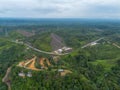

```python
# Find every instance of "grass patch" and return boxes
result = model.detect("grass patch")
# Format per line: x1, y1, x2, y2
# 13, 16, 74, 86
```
90, 59, 118, 71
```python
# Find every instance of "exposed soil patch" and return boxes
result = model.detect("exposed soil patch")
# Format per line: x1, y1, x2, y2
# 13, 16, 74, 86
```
18, 56, 40, 71
39, 58, 51, 69
60, 70, 72, 76
51, 33, 65, 50
18, 56, 51, 71
27, 59, 40, 71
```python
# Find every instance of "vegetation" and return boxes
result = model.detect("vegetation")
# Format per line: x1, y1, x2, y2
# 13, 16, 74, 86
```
0, 19, 120, 90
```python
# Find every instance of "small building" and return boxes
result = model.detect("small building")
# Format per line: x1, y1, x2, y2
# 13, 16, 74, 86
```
26, 47, 29, 50
16, 39, 19, 42
58, 49, 63, 53
41, 66, 44, 69
90, 42, 98, 46
58, 69, 64, 72
18, 71, 25, 77
62, 47, 73, 53
27, 72, 32, 77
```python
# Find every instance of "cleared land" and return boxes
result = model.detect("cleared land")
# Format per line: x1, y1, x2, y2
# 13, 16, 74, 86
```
60, 70, 72, 76
18, 56, 40, 71
17, 56, 72, 76
51, 33, 65, 50
18, 56, 52, 71
27, 59, 40, 71
39, 58, 51, 69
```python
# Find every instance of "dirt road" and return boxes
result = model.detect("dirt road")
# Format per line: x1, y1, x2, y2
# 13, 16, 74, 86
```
2, 67, 12, 90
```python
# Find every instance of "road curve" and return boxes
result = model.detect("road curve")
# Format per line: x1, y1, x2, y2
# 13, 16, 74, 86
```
11, 40, 69, 56
25, 43, 69, 56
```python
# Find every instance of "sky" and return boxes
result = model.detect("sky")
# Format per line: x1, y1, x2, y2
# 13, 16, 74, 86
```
0, 0, 120, 18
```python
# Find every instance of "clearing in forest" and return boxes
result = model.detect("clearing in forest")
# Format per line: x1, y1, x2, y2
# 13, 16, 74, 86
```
18, 56, 40, 71
17, 56, 52, 71
27, 59, 40, 71
60, 70, 72, 76
39, 58, 51, 69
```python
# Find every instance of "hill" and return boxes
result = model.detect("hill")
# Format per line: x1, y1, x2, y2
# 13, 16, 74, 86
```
0, 19, 120, 90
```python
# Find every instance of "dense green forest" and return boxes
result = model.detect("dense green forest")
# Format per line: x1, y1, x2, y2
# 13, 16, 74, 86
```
0, 19, 120, 90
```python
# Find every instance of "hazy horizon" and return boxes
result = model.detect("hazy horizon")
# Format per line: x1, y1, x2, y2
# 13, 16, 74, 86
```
0, 0, 120, 19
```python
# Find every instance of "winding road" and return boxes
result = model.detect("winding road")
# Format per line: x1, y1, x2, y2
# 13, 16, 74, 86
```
11, 40, 69, 56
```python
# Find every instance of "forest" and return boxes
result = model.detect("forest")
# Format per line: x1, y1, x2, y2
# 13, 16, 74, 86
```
0, 19, 120, 90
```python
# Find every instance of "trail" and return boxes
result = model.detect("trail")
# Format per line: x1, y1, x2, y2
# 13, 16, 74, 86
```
2, 67, 12, 90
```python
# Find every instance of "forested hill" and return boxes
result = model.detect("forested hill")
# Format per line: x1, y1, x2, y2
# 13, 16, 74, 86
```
0, 19, 120, 90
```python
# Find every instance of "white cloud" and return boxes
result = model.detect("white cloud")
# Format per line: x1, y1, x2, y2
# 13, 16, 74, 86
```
0, 0, 120, 18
